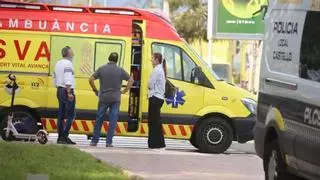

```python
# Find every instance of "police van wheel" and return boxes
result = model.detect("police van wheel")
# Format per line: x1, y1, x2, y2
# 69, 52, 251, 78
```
196, 117, 233, 153
264, 139, 296, 180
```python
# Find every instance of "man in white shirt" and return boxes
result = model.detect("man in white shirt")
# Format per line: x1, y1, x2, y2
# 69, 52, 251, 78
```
54, 46, 76, 145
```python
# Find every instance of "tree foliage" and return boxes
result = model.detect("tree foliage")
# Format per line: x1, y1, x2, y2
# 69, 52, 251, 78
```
168, 0, 207, 43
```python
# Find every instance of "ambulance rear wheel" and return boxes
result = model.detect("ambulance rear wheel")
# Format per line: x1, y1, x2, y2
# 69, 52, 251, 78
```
196, 117, 233, 153
189, 132, 199, 149
190, 132, 199, 148
1, 109, 39, 136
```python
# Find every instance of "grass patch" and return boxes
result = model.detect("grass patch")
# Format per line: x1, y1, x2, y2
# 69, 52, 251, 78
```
0, 141, 139, 180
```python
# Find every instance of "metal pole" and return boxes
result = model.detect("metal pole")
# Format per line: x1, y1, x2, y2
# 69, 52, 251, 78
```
163, 0, 170, 16
207, 0, 214, 66
208, 39, 213, 66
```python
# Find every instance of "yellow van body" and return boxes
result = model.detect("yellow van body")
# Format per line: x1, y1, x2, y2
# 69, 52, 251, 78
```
0, 1, 256, 153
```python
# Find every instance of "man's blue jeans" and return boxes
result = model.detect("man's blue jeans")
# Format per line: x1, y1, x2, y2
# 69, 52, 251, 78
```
91, 102, 120, 144
57, 87, 76, 138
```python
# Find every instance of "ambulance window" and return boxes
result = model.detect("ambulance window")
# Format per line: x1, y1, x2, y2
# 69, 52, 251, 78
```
94, 42, 122, 70
152, 43, 183, 80
299, 11, 320, 83
182, 52, 196, 82
50, 36, 94, 78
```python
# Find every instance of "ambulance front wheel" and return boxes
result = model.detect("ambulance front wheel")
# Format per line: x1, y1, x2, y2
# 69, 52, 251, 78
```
190, 132, 199, 148
1, 108, 39, 135
196, 117, 233, 154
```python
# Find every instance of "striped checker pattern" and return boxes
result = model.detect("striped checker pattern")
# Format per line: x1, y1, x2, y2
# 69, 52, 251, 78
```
79, 62, 93, 76
139, 123, 194, 139
41, 118, 193, 139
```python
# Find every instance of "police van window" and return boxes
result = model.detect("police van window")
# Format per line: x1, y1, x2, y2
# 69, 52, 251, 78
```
94, 42, 123, 70
182, 51, 196, 82
299, 11, 320, 82
152, 43, 183, 80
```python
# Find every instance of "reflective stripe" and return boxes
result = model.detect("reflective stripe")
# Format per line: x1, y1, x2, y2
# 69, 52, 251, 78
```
64, 67, 74, 74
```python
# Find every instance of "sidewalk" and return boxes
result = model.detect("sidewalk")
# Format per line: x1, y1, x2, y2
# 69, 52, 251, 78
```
79, 146, 263, 180
47, 135, 262, 180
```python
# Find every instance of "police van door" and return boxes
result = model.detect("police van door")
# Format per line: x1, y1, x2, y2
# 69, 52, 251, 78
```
260, 7, 304, 173
262, 7, 320, 178
294, 10, 320, 177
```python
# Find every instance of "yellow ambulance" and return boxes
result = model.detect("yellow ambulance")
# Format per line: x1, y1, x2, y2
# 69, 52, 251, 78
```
0, 1, 256, 153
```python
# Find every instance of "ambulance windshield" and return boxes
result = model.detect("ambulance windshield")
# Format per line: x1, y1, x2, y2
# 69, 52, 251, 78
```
184, 42, 222, 81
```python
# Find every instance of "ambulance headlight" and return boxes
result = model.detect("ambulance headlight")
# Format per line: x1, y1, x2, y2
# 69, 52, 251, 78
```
241, 98, 257, 115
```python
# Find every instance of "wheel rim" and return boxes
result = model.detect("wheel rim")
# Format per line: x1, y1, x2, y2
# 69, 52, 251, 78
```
268, 150, 278, 180
205, 127, 224, 145
37, 132, 47, 144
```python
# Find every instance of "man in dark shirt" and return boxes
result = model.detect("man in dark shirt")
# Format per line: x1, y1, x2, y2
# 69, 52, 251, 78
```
89, 52, 133, 147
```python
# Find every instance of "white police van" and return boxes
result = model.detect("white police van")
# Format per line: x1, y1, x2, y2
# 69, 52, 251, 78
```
254, 0, 320, 179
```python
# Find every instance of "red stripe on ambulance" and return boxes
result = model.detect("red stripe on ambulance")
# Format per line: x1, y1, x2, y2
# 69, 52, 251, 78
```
179, 125, 187, 136
49, 119, 57, 129
140, 125, 146, 134
168, 124, 176, 136
116, 124, 121, 134
189, 125, 194, 133
103, 122, 109, 132
72, 121, 79, 131
81, 120, 89, 131
41, 118, 47, 129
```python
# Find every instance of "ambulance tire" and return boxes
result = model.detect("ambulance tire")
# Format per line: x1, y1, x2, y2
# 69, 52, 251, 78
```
264, 139, 303, 180
196, 117, 233, 154
190, 132, 198, 148
1, 109, 39, 139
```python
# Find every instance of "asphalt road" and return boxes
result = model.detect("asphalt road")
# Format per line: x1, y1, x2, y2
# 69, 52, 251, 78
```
48, 134, 264, 180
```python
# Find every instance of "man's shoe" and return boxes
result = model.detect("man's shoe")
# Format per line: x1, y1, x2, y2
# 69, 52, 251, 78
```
150, 147, 166, 151
57, 137, 67, 144
90, 142, 97, 146
65, 137, 76, 145
106, 144, 113, 148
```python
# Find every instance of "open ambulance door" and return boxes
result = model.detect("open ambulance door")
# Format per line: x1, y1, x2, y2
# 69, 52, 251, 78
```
127, 20, 144, 132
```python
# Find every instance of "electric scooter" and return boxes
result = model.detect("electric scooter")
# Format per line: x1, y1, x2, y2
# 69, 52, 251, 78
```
2, 73, 48, 144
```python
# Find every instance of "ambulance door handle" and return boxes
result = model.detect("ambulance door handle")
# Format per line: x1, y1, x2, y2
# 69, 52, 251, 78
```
265, 78, 297, 90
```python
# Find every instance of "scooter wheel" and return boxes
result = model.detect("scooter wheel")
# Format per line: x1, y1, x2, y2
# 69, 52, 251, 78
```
1, 128, 14, 141
36, 131, 48, 145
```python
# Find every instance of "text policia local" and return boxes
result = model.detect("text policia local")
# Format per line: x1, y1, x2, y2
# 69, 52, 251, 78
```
272, 21, 298, 62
